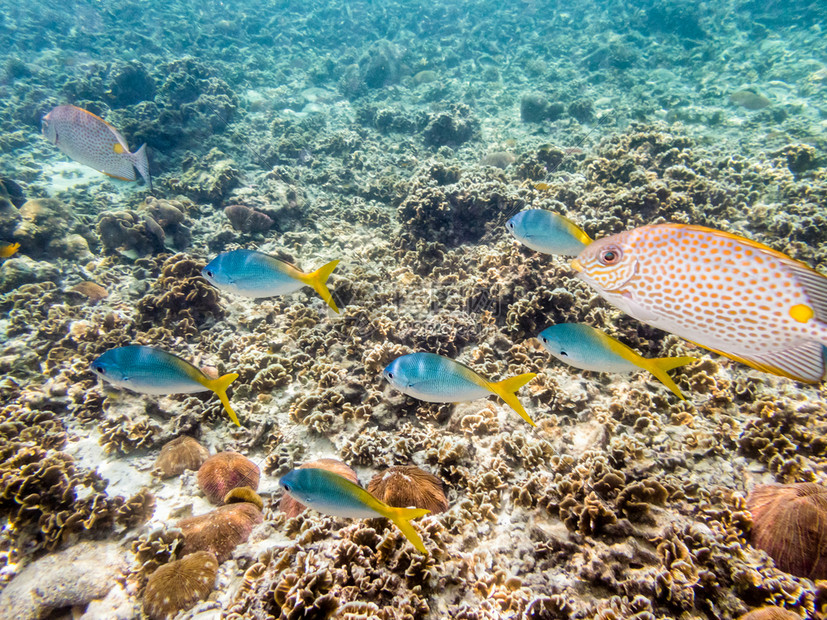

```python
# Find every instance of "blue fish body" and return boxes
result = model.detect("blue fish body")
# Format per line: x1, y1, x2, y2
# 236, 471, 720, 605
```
90, 345, 241, 425
383, 352, 537, 425
202, 249, 340, 312
538, 324, 642, 373
506, 209, 591, 256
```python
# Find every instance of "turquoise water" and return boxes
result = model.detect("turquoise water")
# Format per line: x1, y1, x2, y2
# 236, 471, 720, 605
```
0, 1, 826, 618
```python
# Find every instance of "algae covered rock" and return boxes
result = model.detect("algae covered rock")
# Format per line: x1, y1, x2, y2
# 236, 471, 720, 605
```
0, 256, 60, 293
0, 541, 127, 619
169, 148, 240, 204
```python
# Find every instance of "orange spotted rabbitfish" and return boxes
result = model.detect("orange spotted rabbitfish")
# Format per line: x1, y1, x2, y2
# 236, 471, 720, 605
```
383, 352, 537, 425
0, 242, 19, 258
91, 345, 240, 425
202, 249, 341, 313
41, 105, 151, 189
279, 468, 430, 553
538, 323, 697, 399
571, 223, 827, 383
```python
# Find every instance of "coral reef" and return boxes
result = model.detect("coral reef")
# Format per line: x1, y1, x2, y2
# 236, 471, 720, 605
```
746, 483, 827, 579
177, 502, 263, 563
367, 465, 449, 514
197, 451, 260, 504
155, 435, 210, 478
143, 550, 218, 620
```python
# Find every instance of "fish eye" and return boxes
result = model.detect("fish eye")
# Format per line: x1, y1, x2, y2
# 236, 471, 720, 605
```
387, 372, 394, 379
507, 222, 514, 229
541, 337, 548, 343
94, 365, 105, 375
283, 483, 291, 492
205, 270, 214, 278
599, 245, 622, 265
560, 350, 568, 357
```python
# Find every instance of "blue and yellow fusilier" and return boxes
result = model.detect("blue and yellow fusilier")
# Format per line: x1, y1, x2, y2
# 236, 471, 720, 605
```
90, 345, 241, 425
506, 209, 592, 256
202, 249, 341, 313
279, 467, 431, 553
537, 323, 697, 399
383, 352, 537, 426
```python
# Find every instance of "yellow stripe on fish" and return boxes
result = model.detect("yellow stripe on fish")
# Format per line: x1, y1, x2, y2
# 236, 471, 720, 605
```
572, 223, 827, 383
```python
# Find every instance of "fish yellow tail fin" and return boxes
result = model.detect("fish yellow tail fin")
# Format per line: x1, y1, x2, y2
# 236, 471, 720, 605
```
300, 259, 341, 314
381, 505, 431, 554
643, 357, 698, 400
203, 372, 240, 426
488, 373, 537, 426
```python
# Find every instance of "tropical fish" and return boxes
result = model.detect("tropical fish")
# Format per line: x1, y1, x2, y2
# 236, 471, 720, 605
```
571, 223, 827, 383
538, 323, 697, 399
90, 345, 240, 425
41, 105, 151, 189
506, 209, 592, 256
0, 242, 20, 258
279, 467, 430, 553
383, 352, 537, 426
202, 249, 341, 313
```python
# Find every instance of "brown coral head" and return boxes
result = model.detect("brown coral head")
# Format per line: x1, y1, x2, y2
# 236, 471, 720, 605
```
177, 502, 263, 564
224, 204, 273, 233
737, 606, 803, 620
367, 465, 448, 514
155, 436, 210, 478
747, 482, 827, 579
197, 451, 260, 504
143, 550, 218, 620
224, 486, 264, 510
279, 458, 358, 519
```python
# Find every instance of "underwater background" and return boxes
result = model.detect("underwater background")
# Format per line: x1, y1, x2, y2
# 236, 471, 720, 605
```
1, 0, 827, 618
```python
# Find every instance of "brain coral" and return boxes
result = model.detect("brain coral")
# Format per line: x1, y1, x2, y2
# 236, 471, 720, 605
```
155, 435, 210, 478
178, 502, 263, 563
197, 451, 261, 504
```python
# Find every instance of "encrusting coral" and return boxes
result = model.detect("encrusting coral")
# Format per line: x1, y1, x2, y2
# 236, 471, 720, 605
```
142, 550, 218, 620
746, 483, 827, 579
197, 451, 261, 504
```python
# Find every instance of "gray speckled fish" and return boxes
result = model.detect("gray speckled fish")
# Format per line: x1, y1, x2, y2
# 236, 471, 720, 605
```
90, 345, 240, 425
42, 105, 152, 189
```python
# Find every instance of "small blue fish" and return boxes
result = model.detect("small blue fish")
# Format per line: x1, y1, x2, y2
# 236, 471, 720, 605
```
383, 352, 537, 425
279, 467, 430, 553
202, 249, 340, 313
506, 209, 592, 256
537, 323, 697, 399
90, 345, 240, 425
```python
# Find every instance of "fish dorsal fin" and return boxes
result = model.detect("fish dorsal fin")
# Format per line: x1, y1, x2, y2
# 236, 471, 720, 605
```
738, 341, 825, 384
779, 257, 827, 322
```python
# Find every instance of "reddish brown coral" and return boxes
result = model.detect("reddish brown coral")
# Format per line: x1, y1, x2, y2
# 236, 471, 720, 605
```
143, 550, 218, 620
367, 465, 449, 514
279, 459, 358, 519
738, 606, 802, 620
747, 483, 827, 579
178, 503, 263, 563
197, 451, 260, 504
155, 436, 209, 478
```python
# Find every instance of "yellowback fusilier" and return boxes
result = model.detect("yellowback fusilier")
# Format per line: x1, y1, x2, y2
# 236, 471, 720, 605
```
383, 352, 537, 426
538, 323, 697, 399
572, 223, 827, 383
90, 345, 241, 425
202, 249, 341, 313
506, 209, 592, 256
279, 467, 431, 553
